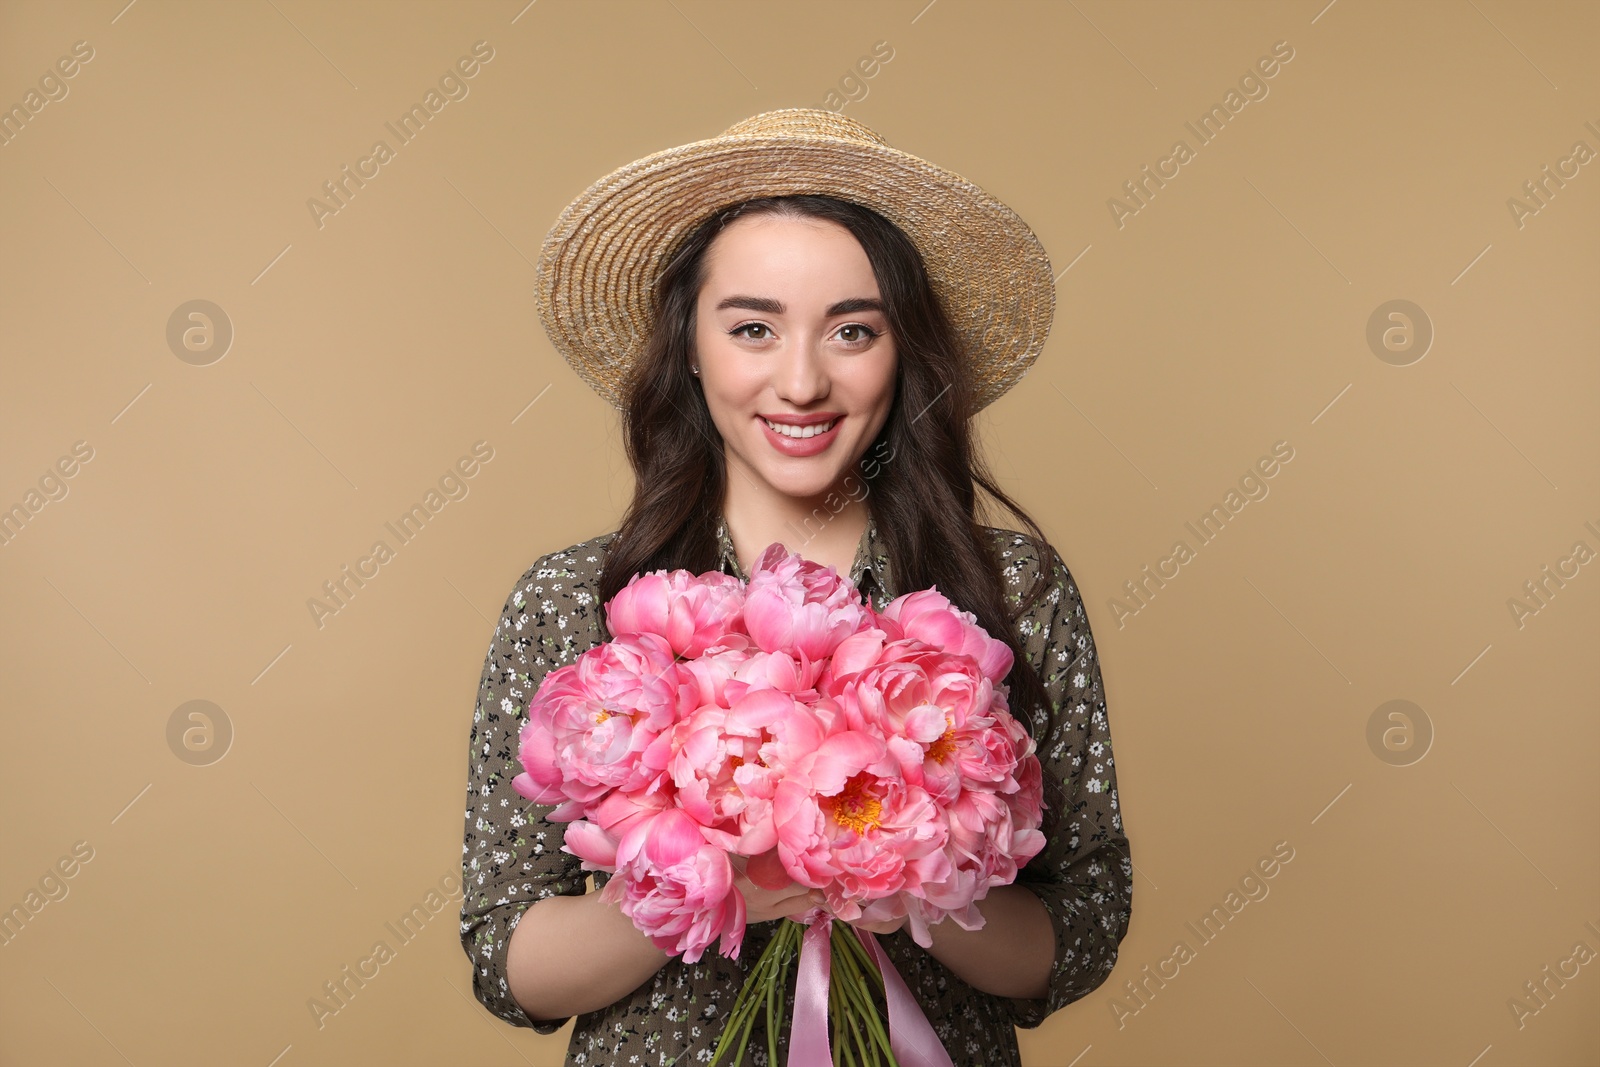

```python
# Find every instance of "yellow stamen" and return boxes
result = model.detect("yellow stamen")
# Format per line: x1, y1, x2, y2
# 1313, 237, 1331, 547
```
827, 772, 883, 834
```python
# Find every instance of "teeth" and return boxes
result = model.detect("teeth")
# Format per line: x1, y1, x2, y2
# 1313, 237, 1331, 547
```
764, 418, 837, 439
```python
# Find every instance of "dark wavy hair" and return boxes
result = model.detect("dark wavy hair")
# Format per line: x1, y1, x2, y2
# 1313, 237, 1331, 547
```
596, 194, 1065, 752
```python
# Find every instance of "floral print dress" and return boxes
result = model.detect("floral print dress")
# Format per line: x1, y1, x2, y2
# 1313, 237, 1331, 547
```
459, 515, 1133, 1065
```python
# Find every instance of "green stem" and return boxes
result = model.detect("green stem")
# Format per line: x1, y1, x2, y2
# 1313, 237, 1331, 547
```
830, 958, 856, 1067
710, 923, 791, 1067
731, 975, 763, 1067
843, 973, 876, 1067
838, 925, 887, 995
832, 929, 895, 1061
767, 942, 780, 1066
829, 928, 872, 1056
774, 921, 806, 1062
769, 921, 796, 1065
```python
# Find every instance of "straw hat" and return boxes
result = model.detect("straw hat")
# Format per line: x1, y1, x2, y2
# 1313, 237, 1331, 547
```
535, 108, 1056, 413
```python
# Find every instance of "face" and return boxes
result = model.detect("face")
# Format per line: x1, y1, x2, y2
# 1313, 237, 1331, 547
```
693, 213, 897, 507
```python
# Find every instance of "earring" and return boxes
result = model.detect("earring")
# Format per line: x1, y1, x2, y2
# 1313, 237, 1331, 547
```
691, 365, 700, 376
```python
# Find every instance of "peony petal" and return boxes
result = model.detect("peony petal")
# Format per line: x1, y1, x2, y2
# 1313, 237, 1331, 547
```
641, 808, 708, 867
745, 848, 792, 891
562, 820, 619, 868
828, 628, 888, 679
806, 731, 885, 794
903, 704, 949, 744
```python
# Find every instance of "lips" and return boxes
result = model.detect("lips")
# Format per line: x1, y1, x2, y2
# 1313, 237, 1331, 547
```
758, 414, 843, 457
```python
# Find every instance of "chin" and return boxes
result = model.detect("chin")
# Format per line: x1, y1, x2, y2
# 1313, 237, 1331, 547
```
756, 465, 848, 501
731, 420, 874, 502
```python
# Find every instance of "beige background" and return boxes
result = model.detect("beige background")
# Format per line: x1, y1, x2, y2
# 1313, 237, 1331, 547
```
2, 0, 1596, 1064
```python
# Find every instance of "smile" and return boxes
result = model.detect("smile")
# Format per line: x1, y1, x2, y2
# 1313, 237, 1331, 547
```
758, 415, 843, 457
761, 417, 839, 439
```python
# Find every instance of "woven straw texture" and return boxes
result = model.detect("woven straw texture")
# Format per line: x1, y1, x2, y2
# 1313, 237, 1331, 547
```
535, 108, 1056, 413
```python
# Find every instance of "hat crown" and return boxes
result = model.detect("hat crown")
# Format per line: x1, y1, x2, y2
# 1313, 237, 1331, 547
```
717, 107, 891, 149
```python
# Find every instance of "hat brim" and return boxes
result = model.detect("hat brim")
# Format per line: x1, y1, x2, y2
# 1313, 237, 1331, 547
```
536, 129, 1056, 413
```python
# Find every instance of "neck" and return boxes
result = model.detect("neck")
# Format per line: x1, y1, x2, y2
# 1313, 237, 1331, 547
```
721, 486, 869, 578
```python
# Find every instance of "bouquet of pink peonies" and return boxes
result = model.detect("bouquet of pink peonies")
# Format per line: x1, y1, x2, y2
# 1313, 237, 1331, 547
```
511, 541, 1047, 1066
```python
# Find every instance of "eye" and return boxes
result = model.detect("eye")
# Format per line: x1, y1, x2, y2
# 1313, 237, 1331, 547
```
836, 323, 879, 345
729, 322, 772, 340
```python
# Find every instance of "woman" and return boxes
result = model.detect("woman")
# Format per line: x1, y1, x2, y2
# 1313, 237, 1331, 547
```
460, 109, 1132, 1065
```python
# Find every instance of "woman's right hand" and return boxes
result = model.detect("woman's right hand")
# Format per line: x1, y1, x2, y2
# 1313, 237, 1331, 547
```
730, 855, 822, 924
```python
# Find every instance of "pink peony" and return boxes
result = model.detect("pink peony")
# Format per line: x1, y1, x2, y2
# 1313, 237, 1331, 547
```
768, 711, 952, 920
743, 542, 875, 660
674, 640, 755, 710
727, 644, 828, 702
849, 779, 1047, 948
510, 631, 686, 819
876, 587, 1015, 684
560, 786, 676, 872
604, 568, 747, 658
600, 808, 747, 962
668, 690, 789, 855
827, 643, 1012, 806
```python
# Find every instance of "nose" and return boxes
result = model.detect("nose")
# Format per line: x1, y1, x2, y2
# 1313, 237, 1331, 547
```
772, 334, 830, 405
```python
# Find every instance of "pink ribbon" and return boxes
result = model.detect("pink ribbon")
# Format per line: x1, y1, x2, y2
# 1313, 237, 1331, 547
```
789, 916, 834, 1066
787, 915, 954, 1067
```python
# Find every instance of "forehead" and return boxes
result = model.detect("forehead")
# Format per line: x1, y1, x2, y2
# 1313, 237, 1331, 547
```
700, 214, 878, 296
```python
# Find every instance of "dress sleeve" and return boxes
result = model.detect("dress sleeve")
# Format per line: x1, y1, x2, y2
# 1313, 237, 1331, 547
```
458, 554, 594, 1033
1002, 539, 1134, 1028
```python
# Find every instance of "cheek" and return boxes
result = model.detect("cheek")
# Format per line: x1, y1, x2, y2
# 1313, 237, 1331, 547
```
702, 363, 762, 410
699, 373, 763, 443
850, 355, 897, 417
863, 341, 897, 393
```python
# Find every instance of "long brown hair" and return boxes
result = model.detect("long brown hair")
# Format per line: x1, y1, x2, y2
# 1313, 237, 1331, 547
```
597, 194, 1065, 747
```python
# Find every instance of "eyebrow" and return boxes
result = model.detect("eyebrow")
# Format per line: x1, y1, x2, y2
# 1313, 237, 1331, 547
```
714, 295, 885, 317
